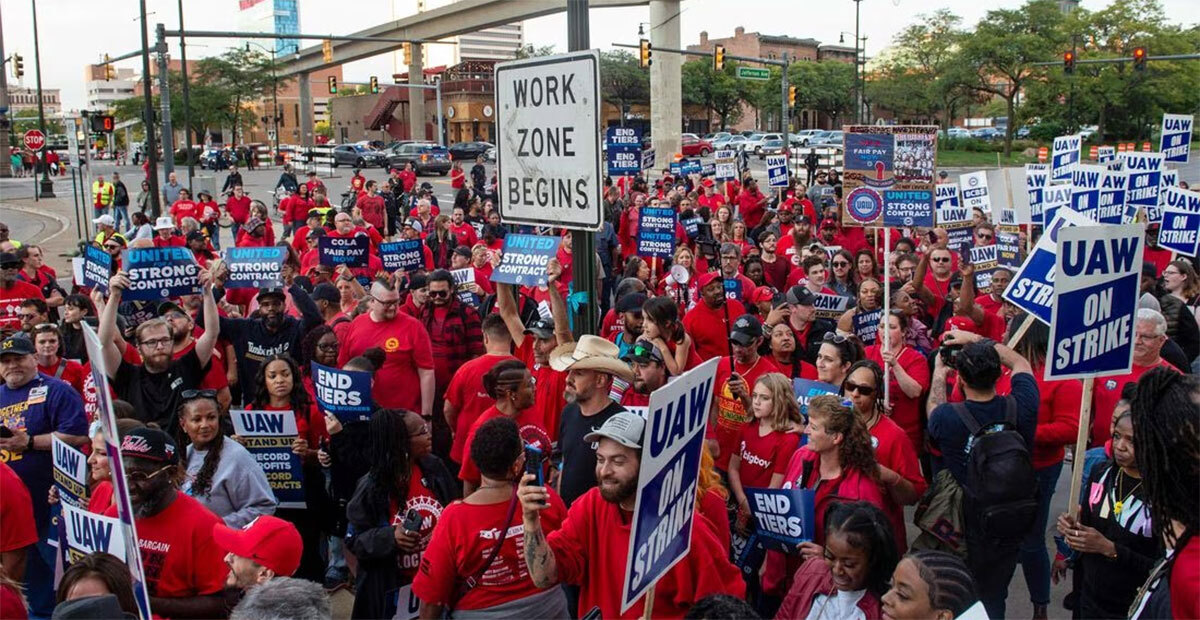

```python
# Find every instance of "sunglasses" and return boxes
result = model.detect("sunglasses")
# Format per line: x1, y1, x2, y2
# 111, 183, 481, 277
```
832, 261, 850, 268
428, 289, 451, 298
930, 257, 951, 263
126, 465, 173, 485
371, 296, 401, 306
823, 332, 849, 344
181, 388, 217, 401
976, 233, 994, 240
843, 381, 875, 397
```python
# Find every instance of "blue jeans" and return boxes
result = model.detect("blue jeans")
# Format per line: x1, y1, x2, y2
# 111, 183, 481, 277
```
1017, 461, 1064, 606
111, 204, 131, 231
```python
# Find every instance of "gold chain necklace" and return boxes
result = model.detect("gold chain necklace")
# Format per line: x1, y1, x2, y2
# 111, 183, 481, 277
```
1113, 469, 1142, 516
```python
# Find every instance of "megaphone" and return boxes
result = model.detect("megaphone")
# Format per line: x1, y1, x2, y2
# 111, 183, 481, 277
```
670, 264, 690, 284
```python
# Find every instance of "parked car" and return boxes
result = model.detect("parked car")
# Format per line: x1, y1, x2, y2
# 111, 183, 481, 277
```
969, 127, 1004, 140
758, 139, 785, 159
724, 135, 749, 151
943, 127, 971, 139
1078, 125, 1099, 140
743, 132, 779, 154
331, 144, 388, 168
812, 130, 844, 146
680, 134, 714, 156
704, 131, 732, 143
448, 141, 494, 161
387, 142, 451, 175
1015, 126, 1032, 139
485, 146, 496, 162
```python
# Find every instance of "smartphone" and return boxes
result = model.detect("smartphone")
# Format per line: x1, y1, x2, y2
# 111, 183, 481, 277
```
400, 508, 422, 534
524, 445, 544, 487
0, 427, 12, 439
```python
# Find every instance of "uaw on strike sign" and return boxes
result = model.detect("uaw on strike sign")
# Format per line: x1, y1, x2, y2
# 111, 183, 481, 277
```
495, 50, 602, 231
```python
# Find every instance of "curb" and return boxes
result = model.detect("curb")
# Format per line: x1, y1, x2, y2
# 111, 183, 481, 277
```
1, 200, 72, 246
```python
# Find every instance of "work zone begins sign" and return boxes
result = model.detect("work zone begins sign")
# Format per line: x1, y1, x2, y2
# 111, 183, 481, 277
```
495, 50, 603, 231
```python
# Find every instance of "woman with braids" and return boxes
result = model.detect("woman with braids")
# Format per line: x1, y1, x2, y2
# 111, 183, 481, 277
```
248, 353, 332, 582
1127, 369, 1200, 620
179, 390, 276, 528
762, 395, 887, 598
775, 501, 899, 620
1054, 404, 1157, 619
347, 408, 457, 619
840, 360, 925, 552
881, 550, 980, 620
456, 360, 551, 496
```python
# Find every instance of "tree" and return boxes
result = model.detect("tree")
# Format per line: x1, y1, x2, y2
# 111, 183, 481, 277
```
514, 44, 556, 59
789, 61, 855, 125
957, 0, 1068, 155
866, 10, 972, 127
599, 50, 649, 124
681, 59, 746, 129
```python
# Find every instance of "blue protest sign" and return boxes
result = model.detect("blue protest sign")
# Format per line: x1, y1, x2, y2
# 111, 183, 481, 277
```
121, 247, 200, 302
1160, 113, 1193, 163
746, 487, 817, 552
715, 150, 737, 181
492, 234, 558, 286
883, 189, 934, 228
1097, 146, 1116, 164
682, 217, 701, 240
1120, 152, 1163, 221
311, 362, 374, 424
1047, 224, 1143, 380
701, 162, 715, 176
622, 358, 719, 613
1003, 208, 1092, 325
83, 244, 112, 293
637, 207, 676, 259
380, 240, 426, 273
723, 277, 743, 302
1052, 134, 1081, 182
792, 379, 840, 418
969, 243, 1001, 292
606, 127, 643, 177
1155, 169, 1179, 224
1026, 164, 1049, 225
766, 155, 789, 188
230, 410, 305, 509
936, 183, 973, 252
669, 162, 683, 176
642, 148, 656, 171
52, 436, 89, 508
60, 504, 127, 567
223, 246, 286, 290
811, 293, 851, 321
1158, 187, 1200, 257
852, 309, 883, 346
681, 158, 702, 175
318, 235, 369, 268
1071, 165, 1128, 224
1041, 184, 1073, 232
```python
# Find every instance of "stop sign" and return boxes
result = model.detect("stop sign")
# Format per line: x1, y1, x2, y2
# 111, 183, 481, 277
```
23, 130, 46, 151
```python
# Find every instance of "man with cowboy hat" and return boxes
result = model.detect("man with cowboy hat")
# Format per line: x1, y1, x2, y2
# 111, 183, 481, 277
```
549, 335, 634, 507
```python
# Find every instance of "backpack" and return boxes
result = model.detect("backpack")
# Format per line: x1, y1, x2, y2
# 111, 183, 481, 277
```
952, 397, 1038, 541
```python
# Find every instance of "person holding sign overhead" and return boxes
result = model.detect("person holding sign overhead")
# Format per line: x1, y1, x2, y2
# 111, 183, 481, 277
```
518, 411, 745, 619
864, 311, 931, 458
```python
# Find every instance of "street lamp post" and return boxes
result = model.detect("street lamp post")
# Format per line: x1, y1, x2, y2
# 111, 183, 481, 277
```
179, 0, 194, 191
839, 29, 867, 126
30, 0, 53, 197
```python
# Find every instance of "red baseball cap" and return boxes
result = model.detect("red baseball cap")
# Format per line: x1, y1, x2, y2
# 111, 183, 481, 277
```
750, 286, 776, 304
696, 271, 723, 290
701, 178, 714, 188
212, 516, 302, 577
777, 200, 794, 212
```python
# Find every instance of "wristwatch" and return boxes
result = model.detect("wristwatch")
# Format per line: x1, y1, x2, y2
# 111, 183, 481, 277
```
25, 434, 34, 452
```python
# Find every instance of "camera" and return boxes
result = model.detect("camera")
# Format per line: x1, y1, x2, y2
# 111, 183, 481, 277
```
939, 344, 963, 368
697, 238, 720, 262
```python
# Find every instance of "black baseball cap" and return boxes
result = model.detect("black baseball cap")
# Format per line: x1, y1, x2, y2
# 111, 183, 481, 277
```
257, 288, 286, 301
524, 317, 554, 339
730, 314, 764, 346
120, 427, 178, 464
157, 301, 186, 317
616, 292, 648, 314
624, 339, 664, 365
0, 252, 21, 267
311, 283, 340, 303
185, 230, 206, 243
453, 246, 472, 259
0, 334, 35, 356
785, 285, 816, 306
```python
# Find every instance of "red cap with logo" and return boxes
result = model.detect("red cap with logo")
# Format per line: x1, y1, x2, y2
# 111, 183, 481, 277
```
212, 515, 303, 577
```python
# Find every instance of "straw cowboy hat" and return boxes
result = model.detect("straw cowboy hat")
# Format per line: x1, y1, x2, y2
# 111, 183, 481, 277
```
549, 335, 634, 382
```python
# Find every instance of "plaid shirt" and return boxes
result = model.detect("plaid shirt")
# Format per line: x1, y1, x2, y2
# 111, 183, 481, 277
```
418, 299, 484, 387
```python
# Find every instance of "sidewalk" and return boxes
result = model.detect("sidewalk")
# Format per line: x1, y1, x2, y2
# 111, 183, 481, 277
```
1, 195, 88, 277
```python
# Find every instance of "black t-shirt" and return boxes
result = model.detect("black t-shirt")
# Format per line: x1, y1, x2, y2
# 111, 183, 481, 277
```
557, 399, 627, 507
113, 349, 205, 435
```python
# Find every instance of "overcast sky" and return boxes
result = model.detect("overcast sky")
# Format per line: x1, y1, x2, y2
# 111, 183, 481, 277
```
2, 0, 1197, 111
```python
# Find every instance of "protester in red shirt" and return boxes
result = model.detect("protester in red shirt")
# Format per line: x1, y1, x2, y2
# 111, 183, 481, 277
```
235, 217, 271, 248
736, 178, 769, 230
356, 180, 387, 231
726, 372, 802, 531
496, 269, 573, 441
518, 412, 746, 618
415, 417, 569, 617
683, 271, 746, 361
279, 184, 312, 234
339, 280, 435, 417
710, 314, 783, 470
0, 462, 38, 583
457, 361, 553, 494
152, 217, 185, 248
397, 162, 418, 193
103, 427, 230, 617
1089, 308, 1178, 446
696, 179, 726, 211
0, 252, 45, 331
444, 315, 517, 469
31, 324, 85, 395
448, 205, 479, 248
303, 171, 325, 197
449, 161, 465, 190
225, 184, 253, 234
864, 311, 931, 456
168, 188, 202, 226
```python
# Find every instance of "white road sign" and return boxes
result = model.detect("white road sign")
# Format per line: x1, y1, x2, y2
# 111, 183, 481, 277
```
495, 50, 602, 231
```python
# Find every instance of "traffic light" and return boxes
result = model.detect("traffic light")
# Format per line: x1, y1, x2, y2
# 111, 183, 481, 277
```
322, 40, 333, 63
1063, 51, 1075, 74
1132, 46, 1147, 71
90, 114, 115, 133
403, 42, 412, 66
103, 54, 116, 80
12, 54, 23, 79
788, 85, 797, 108
370, 76, 379, 94
713, 45, 725, 71
639, 39, 652, 69
327, 76, 338, 94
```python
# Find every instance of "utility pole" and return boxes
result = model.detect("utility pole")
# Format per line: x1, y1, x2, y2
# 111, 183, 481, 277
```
567, 0, 597, 337
178, 0, 193, 191
853, 0, 862, 124
155, 23, 175, 178
139, 0, 162, 216
781, 53, 789, 151
0, 6, 11, 178
31, 0, 53, 197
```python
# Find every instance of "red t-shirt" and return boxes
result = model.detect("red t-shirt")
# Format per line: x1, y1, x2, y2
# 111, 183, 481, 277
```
868, 414, 925, 553
414, 489, 566, 610
599, 309, 623, 341
922, 271, 954, 326
445, 354, 517, 464
457, 406, 552, 485
1090, 358, 1177, 446
174, 338, 229, 392
697, 487, 732, 551
169, 200, 202, 225
449, 222, 479, 249
683, 299, 746, 362
0, 281, 44, 331
104, 493, 227, 598
88, 480, 114, 514
737, 189, 767, 229
225, 195, 252, 224
864, 345, 930, 456
1144, 245, 1174, 277
450, 168, 465, 189
338, 313, 435, 411
736, 424, 800, 489
547, 487, 745, 618
1172, 535, 1200, 620
0, 463, 38, 553
37, 359, 86, 395
515, 339, 567, 441
712, 355, 782, 470
154, 234, 186, 248
390, 468, 446, 580
357, 194, 387, 230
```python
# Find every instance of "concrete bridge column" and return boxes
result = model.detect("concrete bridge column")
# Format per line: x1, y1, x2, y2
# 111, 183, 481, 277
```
408, 43, 426, 140
649, 0, 681, 162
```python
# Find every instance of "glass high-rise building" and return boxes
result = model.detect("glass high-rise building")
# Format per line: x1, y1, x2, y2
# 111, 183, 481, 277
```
237, 0, 301, 55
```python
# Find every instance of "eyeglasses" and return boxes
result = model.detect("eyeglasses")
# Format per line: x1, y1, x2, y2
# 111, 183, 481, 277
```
843, 382, 875, 397
930, 257, 951, 263
370, 296, 400, 307
181, 389, 217, 401
0, 263, 20, 270
104, 244, 121, 250
126, 465, 173, 485
409, 422, 430, 437
823, 332, 849, 344
832, 261, 849, 268
164, 311, 188, 321
976, 233, 994, 240
428, 289, 451, 298
138, 336, 173, 349
316, 341, 339, 351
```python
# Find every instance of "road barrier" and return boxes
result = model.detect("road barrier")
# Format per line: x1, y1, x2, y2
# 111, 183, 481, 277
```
291, 145, 337, 176
1037, 146, 1048, 163
788, 145, 843, 175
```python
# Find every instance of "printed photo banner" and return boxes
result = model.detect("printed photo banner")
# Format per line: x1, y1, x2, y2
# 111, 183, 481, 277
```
230, 410, 305, 509
637, 207, 677, 259
311, 362, 374, 424
380, 240, 426, 273
318, 235, 369, 268
492, 234, 558, 286
1159, 187, 1200, 258
841, 125, 937, 227
1160, 113, 1193, 163
1025, 164, 1049, 225
223, 246, 286, 290
83, 244, 112, 293
120, 247, 200, 301
746, 487, 817, 552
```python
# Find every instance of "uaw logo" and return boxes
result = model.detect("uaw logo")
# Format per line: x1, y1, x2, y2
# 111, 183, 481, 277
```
846, 187, 883, 224
967, 176, 979, 187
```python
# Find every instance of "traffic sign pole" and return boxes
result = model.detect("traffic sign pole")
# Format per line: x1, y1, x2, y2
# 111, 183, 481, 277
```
568, 0, 597, 337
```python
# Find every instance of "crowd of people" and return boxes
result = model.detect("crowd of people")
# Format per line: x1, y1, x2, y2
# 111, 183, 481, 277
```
0, 155, 1197, 620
